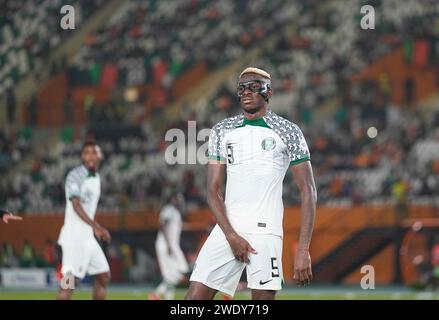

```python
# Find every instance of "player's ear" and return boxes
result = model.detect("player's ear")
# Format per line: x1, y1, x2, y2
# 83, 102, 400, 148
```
267, 88, 273, 99
96, 145, 104, 160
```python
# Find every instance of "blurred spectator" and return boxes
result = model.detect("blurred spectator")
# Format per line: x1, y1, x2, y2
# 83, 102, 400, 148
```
391, 176, 409, 222
120, 243, 134, 282
20, 240, 35, 268
6, 88, 16, 125
27, 94, 38, 126
0, 243, 19, 267
63, 92, 75, 124
42, 238, 58, 267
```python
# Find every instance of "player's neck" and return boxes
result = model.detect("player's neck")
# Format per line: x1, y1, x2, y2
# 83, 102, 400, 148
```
242, 105, 268, 121
82, 164, 98, 175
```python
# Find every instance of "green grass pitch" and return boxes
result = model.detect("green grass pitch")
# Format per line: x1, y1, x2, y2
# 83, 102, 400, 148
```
0, 286, 437, 300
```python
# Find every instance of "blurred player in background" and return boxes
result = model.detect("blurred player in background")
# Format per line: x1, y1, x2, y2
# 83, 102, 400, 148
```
149, 192, 189, 300
57, 140, 111, 300
186, 67, 317, 300
0, 208, 22, 224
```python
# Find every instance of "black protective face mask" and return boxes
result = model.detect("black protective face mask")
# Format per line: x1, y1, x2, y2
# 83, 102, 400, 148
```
237, 80, 271, 102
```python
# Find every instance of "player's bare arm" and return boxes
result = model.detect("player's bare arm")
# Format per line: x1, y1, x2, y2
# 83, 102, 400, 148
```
291, 160, 317, 286
71, 197, 111, 243
207, 161, 256, 263
0, 209, 22, 224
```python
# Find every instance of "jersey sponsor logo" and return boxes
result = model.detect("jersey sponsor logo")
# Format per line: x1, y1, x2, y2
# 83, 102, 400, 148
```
261, 137, 276, 151
257, 223, 266, 228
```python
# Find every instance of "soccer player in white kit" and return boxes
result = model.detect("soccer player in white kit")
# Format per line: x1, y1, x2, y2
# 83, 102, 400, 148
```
149, 192, 189, 300
57, 141, 111, 300
185, 67, 317, 300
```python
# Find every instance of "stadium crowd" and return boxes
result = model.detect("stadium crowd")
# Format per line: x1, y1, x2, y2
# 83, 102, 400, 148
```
68, 0, 300, 99
0, 0, 105, 95
1, 0, 439, 215
0, 127, 32, 173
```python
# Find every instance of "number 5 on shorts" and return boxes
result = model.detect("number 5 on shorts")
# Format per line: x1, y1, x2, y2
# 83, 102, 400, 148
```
271, 257, 279, 278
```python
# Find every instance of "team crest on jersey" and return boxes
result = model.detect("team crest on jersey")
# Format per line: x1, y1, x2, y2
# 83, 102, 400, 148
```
261, 137, 276, 151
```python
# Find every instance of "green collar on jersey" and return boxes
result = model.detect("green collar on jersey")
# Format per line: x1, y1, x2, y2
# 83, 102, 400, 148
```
237, 116, 270, 128
80, 164, 96, 177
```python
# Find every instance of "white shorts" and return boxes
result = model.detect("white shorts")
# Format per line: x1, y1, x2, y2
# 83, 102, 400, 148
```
60, 239, 110, 279
189, 225, 283, 297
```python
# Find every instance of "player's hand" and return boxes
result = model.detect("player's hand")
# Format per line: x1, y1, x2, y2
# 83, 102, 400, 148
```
2, 213, 23, 224
226, 232, 257, 263
94, 225, 111, 243
1, 210, 22, 224
294, 248, 313, 287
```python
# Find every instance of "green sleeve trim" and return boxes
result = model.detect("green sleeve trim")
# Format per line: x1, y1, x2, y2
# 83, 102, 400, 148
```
289, 156, 310, 167
208, 155, 226, 161
68, 195, 81, 201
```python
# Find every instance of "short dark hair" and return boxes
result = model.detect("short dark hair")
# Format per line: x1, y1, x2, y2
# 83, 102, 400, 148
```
82, 140, 98, 151
163, 189, 183, 204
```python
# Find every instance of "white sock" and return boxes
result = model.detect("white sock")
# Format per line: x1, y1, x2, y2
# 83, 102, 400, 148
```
155, 282, 168, 296
164, 285, 175, 300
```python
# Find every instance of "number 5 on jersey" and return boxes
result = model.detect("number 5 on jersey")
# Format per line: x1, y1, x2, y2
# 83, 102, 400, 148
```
227, 142, 234, 164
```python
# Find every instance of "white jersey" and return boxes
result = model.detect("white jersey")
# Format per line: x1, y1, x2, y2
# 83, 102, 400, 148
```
158, 204, 182, 245
208, 109, 310, 237
58, 165, 101, 245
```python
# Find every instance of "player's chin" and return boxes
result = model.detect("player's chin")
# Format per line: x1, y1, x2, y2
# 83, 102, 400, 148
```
86, 163, 97, 171
242, 104, 261, 114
